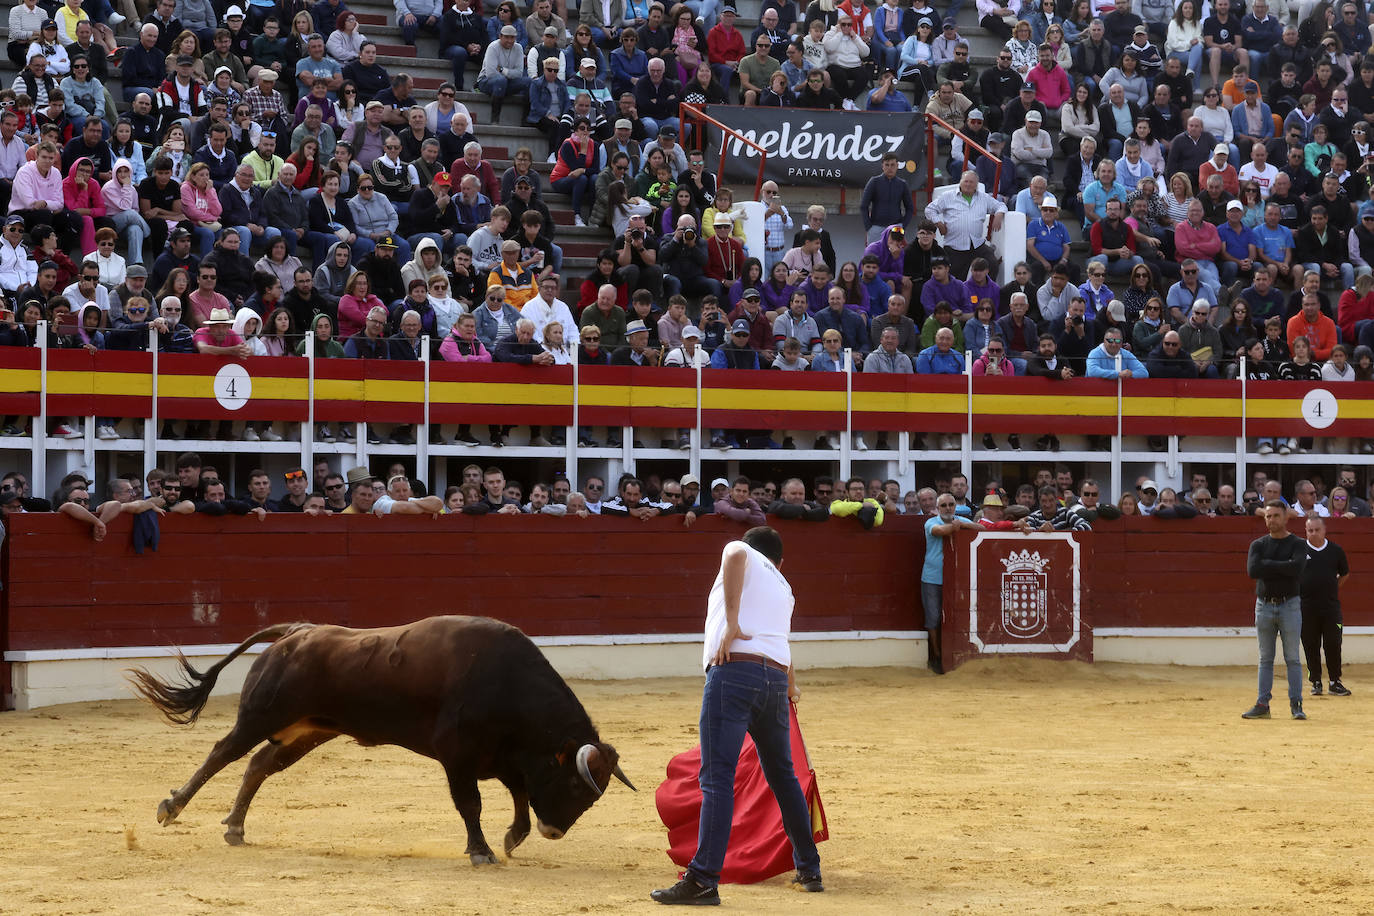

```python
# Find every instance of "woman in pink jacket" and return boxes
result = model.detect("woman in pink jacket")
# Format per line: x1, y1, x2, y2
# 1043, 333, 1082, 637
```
61, 156, 105, 256
336, 270, 384, 340
439, 311, 493, 447
179, 161, 223, 259
101, 158, 150, 266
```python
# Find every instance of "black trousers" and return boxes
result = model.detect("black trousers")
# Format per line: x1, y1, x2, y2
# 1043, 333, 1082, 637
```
1301, 603, 1342, 684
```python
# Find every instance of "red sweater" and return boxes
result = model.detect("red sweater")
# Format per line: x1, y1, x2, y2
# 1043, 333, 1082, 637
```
1337, 289, 1374, 343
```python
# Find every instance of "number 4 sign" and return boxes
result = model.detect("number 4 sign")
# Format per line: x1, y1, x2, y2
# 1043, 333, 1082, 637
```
214, 364, 253, 411
1301, 388, 1337, 430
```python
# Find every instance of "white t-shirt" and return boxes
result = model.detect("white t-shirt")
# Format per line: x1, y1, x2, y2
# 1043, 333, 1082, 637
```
1238, 162, 1278, 198
702, 542, 794, 672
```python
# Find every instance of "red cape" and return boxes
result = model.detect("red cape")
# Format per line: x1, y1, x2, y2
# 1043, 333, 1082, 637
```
654, 704, 828, 884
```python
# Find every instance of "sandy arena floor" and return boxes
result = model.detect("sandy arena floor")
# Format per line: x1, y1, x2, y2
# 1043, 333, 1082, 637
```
2, 660, 1372, 915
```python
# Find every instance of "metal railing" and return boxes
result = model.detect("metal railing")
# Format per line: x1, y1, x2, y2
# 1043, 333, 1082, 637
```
677, 102, 769, 200
922, 110, 1003, 205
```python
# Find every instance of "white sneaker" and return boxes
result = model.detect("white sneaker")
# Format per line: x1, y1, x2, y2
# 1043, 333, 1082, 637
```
261, 427, 282, 441
1278, 440, 1292, 455
943, 434, 959, 450
574, 214, 586, 227
108, 12, 125, 28
1286, 437, 1299, 453
98, 425, 119, 440
242, 427, 260, 441
1257, 442, 1273, 455
56, 423, 82, 439
853, 434, 868, 451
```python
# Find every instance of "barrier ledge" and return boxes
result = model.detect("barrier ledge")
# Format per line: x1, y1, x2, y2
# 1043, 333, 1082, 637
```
1094, 627, 1374, 666
4, 631, 928, 711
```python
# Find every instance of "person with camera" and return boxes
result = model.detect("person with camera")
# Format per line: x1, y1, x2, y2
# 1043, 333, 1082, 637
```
613, 211, 665, 299
660, 213, 723, 302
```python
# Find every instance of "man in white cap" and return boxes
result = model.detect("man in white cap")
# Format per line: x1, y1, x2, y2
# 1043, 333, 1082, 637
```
1218, 198, 1260, 293
192, 306, 248, 355
568, 56, 614, 119
1011, 109, 1052, 180
478, 24, 530, 121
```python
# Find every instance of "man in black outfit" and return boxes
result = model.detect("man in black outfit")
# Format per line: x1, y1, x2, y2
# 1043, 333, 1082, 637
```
1300, 515, 1350, 697
1243, 500, 1308, 720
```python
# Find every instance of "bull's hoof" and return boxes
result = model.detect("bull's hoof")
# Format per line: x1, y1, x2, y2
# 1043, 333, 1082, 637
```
156, 797, 181, 825
469, 852, 499, 866
503, 827, 529, 856
223, 827, 246, 846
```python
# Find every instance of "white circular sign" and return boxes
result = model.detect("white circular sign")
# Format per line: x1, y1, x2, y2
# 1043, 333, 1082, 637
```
1301, 388, 1337, 430
214, 363, 252, 411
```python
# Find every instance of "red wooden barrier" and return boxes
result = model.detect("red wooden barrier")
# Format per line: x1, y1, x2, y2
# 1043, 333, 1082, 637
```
0, 515, 925, 655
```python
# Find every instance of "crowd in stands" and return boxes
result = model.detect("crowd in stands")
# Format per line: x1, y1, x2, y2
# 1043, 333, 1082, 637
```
0, 0, 1372, 457
4, 460, 1367, 540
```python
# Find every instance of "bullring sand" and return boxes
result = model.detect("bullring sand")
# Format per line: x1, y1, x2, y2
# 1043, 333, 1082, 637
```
1, 659, 1371, 914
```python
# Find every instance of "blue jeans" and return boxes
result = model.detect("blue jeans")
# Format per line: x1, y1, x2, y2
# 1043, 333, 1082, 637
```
685, 661, 821, 890
1168, 46, 1204, 81
444, 45, 474, 88
122, 85, 157, 103
639, 115, 680, 137
477, 72, 530, 102
401, 15, 439, 45
232, 223, 282, 254
1193, 259, 1221, 295
1303, 261, 1355, 289
1255, 596, 1302, 705
109, 208, 149, 264
190, 224, 216, 258
681, 0, 721, 28
552, 173, 593, 218
1089, 253, 1144, 276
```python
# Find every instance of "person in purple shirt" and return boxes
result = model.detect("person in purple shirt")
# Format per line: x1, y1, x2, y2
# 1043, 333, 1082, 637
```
962, 257, 1000, 322
799, 264, 834, 313
859, 255, 893, 319
862, 224, 907, 294
919, 256, 967, 319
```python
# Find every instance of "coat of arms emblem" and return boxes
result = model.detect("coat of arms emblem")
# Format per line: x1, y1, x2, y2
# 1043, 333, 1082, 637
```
1000, 549, 1050, 639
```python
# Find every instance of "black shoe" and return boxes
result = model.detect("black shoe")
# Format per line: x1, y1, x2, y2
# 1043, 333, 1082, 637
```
578, 436, 598, 448
875, 434, 889, 450
1034, 435, 1050, 450
782, 436, 795, 449
161, 421, 178, 440
650, 877, 720, 906
982, 433, 998, 450
1311, 681, 1323, 696
1291, 700, 1307, 720
1240, 703, 1270, 719
791, 873, 825, 893
366, 427, 382, 445
1008, 434, 1021, 451
1330, 680, 1352, 696
1050, 435, 1061, 452
454, 432, 479, 446
710, 435, 729, 449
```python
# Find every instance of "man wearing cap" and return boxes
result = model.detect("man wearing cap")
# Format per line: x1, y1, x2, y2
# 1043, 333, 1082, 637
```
705, 210, 745, 286
610, 317, 661, 366
725, 285, 773, 354
192, 306, 248, 356
242, 68, 287, 124
478, 24, 531, 121
1231, 80, 1274, 161
157, 54, 208, 131
1011, 109, 1053, 181
338, 466, 378, 515
924, 170, 1007, 280
1217, 198, 1260, 291
707, 6, 747, 96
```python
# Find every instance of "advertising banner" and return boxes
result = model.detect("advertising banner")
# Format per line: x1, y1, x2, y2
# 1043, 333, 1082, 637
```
701, 105, 924, 189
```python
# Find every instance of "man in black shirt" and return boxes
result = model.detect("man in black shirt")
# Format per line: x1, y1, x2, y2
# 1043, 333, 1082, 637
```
1243, 500, 1308, 720
1299, 515, 1350, 697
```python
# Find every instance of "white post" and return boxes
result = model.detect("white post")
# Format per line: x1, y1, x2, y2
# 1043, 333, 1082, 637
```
144, 325, 157, 473
840, 348, 853, 481
303, 341, 315, 472
692, 355, 702, 487
1110, 351, 1123, 500
962, 349, 973, 482
418, 337, 431, 477
567, 355, 579, 487
32, 321, 47, 500
1237, 354, 1247, 491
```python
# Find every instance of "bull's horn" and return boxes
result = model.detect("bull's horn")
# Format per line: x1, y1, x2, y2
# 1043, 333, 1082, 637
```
612, 764, 637, 792
575, 744, 603, 797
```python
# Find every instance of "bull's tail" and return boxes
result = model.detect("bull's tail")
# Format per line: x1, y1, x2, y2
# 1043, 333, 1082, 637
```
126, 623, 302, 726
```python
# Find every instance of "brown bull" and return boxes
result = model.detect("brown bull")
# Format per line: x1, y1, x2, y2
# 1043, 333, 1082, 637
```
128, 616, 634, 864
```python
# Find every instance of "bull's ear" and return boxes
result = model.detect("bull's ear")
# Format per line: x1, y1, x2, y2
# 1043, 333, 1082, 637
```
554, 738, 579, 767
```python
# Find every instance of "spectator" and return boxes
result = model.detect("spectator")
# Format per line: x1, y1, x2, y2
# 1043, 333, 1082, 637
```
1027, 484, 1092, 530
766, 477, 829, 521
714, 475, 766, 524
1086, 327, 1148, 377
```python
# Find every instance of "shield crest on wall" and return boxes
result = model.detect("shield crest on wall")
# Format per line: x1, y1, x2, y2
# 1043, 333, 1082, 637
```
1000, 550, 1049, 639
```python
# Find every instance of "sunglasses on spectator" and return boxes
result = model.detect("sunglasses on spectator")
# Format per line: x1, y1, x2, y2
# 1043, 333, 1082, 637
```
127, 307, 147, 314
582, 333, 600, 340
82, 273, 99, 281
284, 470, 306, 480
586, 483, 603, 490
987, 347, 1004, 353
1082, 490, 1099, 496
325, 482, 344, 491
